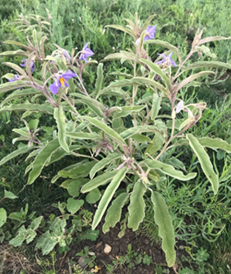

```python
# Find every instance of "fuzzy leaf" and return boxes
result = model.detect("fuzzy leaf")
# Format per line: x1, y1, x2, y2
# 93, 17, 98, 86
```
0, 80, 31, 94
198, 137, 231, 153
198, 36, 231, 45
151, 93, 162, 120
105, 24, 135, 39
0, 146, 31, 166
54, 106, 69, 153
142, 159, 197, 181
81, 170, 118, 193
186, 134, 219, 194
151, 191, 176, 267
81, 116, 125, 145
0, 208, 7, 228
27, 139, 60, 185
65, 132, 100, 140
92, 167, 127, 230
103, 193, 129, 233
128, 180, 146, 231
86, 188, 102, 204
183, 61, 231, 72
90, 153, 120, 179
94, 63, 104, 97
4, 190, 18, 200
67, 198, 84, 214
0, 103, 53, 114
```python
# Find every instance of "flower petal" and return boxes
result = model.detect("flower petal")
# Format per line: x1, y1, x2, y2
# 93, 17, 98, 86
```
49, 82, 60, 95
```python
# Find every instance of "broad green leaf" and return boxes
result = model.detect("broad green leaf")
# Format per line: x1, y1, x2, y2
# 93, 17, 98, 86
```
13, 128, 30, 138
103, 193, 129, 233
35, 230, 59, 255
151, 191, 176, 267
54, 107, 69, 153
132, 134, 151, 143
151, 93, 162, 120
67, 198, 84, 214
4, 190, 18, 200
198, 137, 231, 153
92, 167, 127, 230
186, 134, 219, 194
9, 225, 27, 246
29, 216, 43, 230
86, 188, 101, 204
94, 63, 104, 97
28, 139, 60, 185
142, 159, 197, 181
128, 180, 146, 231
0, 103, 53, 114
0, 146, 31, 166
81, 116, 126, 145
90, 153, 120, 179
175, 71, 214, 93
66, 179, 85, 197
26, 229, 37, 244
81, 169, 118, 193
103, 51, 139, 63
105, 24, 135, 39
0, 80, 31, 94
145, 132, 165, 155
139, 59, 170, 90
120, 125, 161, 140
65, 132, 100, 139
144, 39, 181, 59
0, 208, 7, 228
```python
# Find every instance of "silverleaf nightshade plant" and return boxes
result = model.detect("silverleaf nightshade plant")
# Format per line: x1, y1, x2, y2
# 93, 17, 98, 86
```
1, 13, 231, 267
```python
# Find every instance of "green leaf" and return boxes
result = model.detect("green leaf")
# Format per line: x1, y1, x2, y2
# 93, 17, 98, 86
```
67, 179, 85, 197
113, 105, 146, 119
27, 139, 60, 185
151, 93, 162, 120
151, 191, 176, 267
140, 59, 170, 90
65, 132, 100, 139
186, 134, 219, 194
183, 61, 231, 72
4, 190, 18, 200
0, 103, 53, 114
198, 36, 231, 45
54, 107, 69, 153
0, 80, 32, 94
90, 153, 120, 179
92, 167, 127, 230
144, 39, 181, 59
58, 161, 95, 179
141, 14, 156, 32
0, 208, 7, 228
197, 137, 231, 153
145, 132, 165, 155
175, 71, 214, 93
103, 193, 129, 233
9, 226, 27, 246
81, 170, 118, 193
128, 180, 146, 231
81, 116, 125, 145
120, 125, 161, 140
86, 188, 102, 204
0, 49, 28, 57
105, 24, 135, 39
35, 230, 59, 255
67, 199, 84, 214
103, 51, 139, 63
29, 216, 43, 230
94, 63, 104, 97
3, 62, 27, 76
142, 159, 197, 181
0, 146, 31, 167
4, 40, 31, 50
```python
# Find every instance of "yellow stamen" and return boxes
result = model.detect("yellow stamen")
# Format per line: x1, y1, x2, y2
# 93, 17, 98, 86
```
59, 77, 67, 87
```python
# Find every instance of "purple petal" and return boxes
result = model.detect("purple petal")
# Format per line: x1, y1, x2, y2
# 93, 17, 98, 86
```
49, 82, 60, 95
62, 70, 77, 80
20, 59, 27, 67
83, 42, 90, 51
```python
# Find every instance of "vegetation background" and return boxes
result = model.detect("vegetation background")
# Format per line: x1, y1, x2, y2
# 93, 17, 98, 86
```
0, 0, 231, 273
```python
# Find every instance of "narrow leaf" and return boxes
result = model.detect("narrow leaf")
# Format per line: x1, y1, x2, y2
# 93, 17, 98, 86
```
94, 63, 104, 97
103, 193, 129, 233
151, 93, 162, 120
0, 104, 53, 114
105, 24, 135, 39
81, 116, 126, 145
54, 107, 69, 153
27, 139, 60, 185
128, 180, 146, 231
186, 134, 219, 194
65, 132, 100, 140
0, 146, 31, 166
92, 167, 127, 230
0, 80, 31, 94
81, 170, 118, 193
142, 159, 197, 181
198, 36, 231, 45
90, 153, 120, 179
151, 191, 176, 267
198, 137, 231, 153
0, 208, 7, 228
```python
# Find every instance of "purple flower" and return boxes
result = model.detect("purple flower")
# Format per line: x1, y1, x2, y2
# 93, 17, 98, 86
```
144, 25, 156, 41
176, 100, 184, 113
49, 70, 77, 95
62, 49, 71, 62
79, 42, 94, 63
156, 53, 177, 67
8, 75, 20, 82
20, 59, 35, 73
